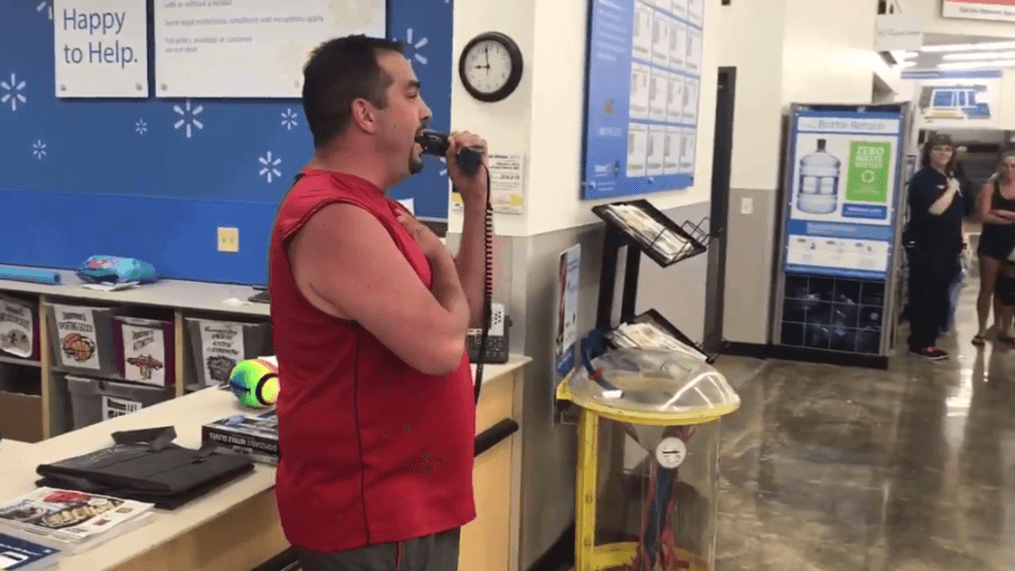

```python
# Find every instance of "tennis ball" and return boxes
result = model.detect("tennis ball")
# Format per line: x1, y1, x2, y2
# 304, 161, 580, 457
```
228, 358, 279, 408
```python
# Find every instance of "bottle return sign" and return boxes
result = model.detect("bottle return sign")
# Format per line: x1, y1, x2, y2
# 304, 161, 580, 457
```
53, 1, 150, 98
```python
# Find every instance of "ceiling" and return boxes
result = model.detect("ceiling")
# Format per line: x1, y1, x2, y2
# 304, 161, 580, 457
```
905, 32, 1015, 70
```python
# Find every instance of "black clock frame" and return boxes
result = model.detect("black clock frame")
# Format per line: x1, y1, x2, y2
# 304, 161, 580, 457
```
458, 31, 524, 103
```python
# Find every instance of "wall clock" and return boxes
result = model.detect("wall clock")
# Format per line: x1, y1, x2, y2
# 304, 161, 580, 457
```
459, 32, 524, 103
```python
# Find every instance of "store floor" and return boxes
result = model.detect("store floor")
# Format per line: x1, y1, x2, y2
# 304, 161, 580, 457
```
715, 270, 1015, 570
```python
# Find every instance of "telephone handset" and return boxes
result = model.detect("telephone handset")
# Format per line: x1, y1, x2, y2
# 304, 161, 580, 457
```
416, 129, 504, 401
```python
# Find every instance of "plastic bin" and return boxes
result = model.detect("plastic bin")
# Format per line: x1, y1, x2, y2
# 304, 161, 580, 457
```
185, 318, 272, 387
0, 294, 41, 361
66, 375, 174, 430
47, 302, 121, 376
112, 316, 176, 387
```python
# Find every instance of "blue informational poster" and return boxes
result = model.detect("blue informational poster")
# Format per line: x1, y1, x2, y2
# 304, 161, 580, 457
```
580, 0, 705, 200
781, 107, 907, 281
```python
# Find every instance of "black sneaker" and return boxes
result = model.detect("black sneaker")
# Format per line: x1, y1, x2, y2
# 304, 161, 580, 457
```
910, 346, 948, 360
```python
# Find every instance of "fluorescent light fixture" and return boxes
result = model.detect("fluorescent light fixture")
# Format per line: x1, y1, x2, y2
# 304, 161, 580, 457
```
942, 50, 1015, 61
922, 41, 1015, 53
938, 59, 1015, 70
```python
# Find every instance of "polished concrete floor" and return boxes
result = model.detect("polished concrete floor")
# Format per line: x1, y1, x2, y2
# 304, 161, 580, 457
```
715, 274, 1015, 570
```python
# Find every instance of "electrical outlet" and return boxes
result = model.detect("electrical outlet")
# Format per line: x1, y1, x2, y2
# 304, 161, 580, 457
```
217, 227, 239, 253
740, 197, 754, 215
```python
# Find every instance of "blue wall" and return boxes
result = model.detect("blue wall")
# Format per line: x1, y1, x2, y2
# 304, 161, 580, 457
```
0, 1, 453, 284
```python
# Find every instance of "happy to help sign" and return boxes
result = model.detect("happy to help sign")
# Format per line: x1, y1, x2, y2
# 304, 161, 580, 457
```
53, 0, 150, 98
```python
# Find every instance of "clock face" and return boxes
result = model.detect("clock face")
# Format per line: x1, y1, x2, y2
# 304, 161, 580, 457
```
463, 39, 515, 95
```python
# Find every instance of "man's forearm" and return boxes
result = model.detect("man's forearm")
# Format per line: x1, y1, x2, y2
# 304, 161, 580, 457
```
455, 194, 489, 328
430, 252, 471, 337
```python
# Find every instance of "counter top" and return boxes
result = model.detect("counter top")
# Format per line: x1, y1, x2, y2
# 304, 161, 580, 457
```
0, 266, 268, 317
0, 354, 531, 571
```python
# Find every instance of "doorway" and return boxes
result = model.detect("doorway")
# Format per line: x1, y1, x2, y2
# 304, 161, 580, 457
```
703, 67, 736, 354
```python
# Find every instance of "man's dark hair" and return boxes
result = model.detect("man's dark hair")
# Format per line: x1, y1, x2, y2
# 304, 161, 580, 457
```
920, 133, 956, 173
302, 35, 405, 149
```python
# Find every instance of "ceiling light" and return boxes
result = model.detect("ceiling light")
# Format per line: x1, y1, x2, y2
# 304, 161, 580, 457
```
938, 59, 1015, 70
942, 50, 1015, 61
922, 41, 1015, 53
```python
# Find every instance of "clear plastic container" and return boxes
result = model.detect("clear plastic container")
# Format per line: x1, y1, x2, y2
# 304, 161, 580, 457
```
558, 348, 740, 571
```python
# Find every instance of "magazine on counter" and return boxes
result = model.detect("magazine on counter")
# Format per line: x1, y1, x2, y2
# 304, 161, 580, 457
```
0, 532, 62, 571
0, 488, 153, 545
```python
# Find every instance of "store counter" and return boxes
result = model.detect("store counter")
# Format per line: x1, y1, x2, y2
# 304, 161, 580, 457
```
0, 355, 530, 571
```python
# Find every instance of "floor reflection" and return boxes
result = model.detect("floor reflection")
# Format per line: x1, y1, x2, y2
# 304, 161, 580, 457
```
715, 280, 1015, 571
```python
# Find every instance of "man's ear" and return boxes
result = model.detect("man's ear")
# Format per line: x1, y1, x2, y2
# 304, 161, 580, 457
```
350, 98, 378, 134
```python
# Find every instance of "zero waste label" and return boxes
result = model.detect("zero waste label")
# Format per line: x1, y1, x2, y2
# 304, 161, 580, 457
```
845, 141, 892, 204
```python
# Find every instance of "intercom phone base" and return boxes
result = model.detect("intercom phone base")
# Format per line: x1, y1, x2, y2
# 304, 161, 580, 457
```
468, 303, 510, 364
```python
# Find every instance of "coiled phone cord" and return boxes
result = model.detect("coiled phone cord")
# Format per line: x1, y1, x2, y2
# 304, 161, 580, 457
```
474, 165, 493, 403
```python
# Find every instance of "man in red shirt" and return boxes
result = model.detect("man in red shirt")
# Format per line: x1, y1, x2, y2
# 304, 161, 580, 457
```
267, 35, 491, 570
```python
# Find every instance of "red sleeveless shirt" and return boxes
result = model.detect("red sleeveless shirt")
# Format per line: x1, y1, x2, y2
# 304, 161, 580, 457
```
268, 168, 476, 552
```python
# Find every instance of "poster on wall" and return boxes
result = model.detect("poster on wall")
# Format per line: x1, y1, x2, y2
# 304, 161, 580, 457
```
153, 0, 385, 98
782, 108, 905, 280
903, 69, 1003, 131
580, 0, 705, 200
943, 0, 1015, 22
554, 245, 581, 384
53, 0, 150, 97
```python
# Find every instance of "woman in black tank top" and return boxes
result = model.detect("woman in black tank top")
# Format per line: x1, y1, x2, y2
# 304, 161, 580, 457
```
973, 151, 1015, 345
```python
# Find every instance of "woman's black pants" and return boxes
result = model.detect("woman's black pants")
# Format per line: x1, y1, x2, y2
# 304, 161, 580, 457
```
907, 248, 960, 350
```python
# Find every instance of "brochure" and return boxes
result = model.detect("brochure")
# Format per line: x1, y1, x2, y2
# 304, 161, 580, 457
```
0, 488, 153, 545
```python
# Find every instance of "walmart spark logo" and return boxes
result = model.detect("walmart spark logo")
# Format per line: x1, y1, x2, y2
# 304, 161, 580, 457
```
32, 140, 46, 160
37, 1, 52, 20
281, 108, 298, 130
403, 28, 429, 65
1, 73, 27, 111
259, 152, 282, 183
173, 99, 204, 138
135, 119, 147, 135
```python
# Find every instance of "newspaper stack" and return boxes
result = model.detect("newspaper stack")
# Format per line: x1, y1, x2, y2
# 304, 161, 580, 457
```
0, 488, 154, 547
600, 204, 689, 262
608, 322, 704, 361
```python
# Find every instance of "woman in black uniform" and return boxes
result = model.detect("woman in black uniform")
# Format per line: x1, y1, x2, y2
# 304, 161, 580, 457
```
906, 135, 964, 360
973, 151, 1015, 345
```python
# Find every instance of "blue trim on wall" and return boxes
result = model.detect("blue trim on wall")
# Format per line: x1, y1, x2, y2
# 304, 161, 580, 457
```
0, 0, 453, 284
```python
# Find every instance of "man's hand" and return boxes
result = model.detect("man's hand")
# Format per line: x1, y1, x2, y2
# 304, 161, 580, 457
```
446, 131, 489, 206
397, 212, 450, 262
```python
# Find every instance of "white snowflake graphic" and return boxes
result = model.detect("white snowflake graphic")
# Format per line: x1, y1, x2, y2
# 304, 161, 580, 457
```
402, 28, 429, 65
135, 119, 147, 135
281, 108, 298, 130
258, 152, 282, 183
173, 99, 204, 138
1, 73, 27, 112
32, 140, 46, 160
37, 1, 53, 20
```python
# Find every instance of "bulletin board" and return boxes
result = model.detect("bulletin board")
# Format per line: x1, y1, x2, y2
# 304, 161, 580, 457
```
579, 0, 705, 200
0, 0, 454, 283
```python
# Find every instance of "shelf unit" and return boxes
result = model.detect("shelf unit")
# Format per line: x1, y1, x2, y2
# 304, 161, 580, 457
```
0, 269, 271, 443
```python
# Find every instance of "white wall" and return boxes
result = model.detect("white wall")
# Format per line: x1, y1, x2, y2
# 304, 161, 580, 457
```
450, 0, 717, 237
781, 0, 882, 107
717, 0, 787, 191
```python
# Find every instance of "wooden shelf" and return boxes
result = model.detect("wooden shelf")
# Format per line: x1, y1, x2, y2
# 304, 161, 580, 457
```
0, 269, 274, 442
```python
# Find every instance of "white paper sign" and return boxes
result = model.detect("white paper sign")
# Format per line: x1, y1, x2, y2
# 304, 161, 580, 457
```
196, 319, 246, 385
0, 299, 34, 359
52, 304, 101, 370
154, 0, 385, 98
488, 153, 526, 215
53, 0, 150, 98
121, 322, 166, 385
103, 395, 142, 420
